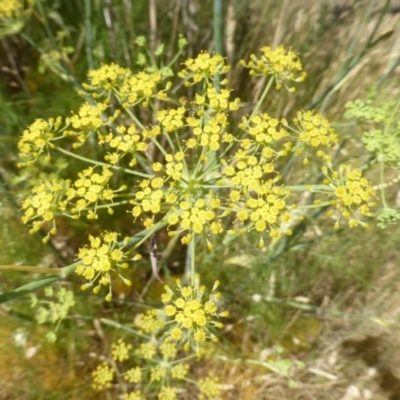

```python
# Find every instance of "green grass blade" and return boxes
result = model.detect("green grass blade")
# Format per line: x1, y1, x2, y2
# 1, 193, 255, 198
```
0, 275, 62, 304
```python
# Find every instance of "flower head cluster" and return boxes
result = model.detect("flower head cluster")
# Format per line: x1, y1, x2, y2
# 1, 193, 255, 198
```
156, 107, 186, 133
64, 166, 126, 219
199, 375, 222, 400
112, 338, 133, 362
100, 123, 147, 165
166, 193, 223, 242
21, 178, 71, 243
178, 52, 230, 85
0, 0, 33, 38
69, 102, 107, 132
240, 45, 306, 91
93, 338, 192, 400
189, 113, 231, 151
322, 164, 376, 228
84, 63, 130, 92
0, 0, 20, 17
194, 87, 240, 112
18, 117, 62, 166
92, 362, 114, 391
292, 110, 338, 161
75, 231, 142, 300
83, 65, 169, 107
239, 113, 289, 155
134, 309, 165, 334
119, 71, 168, 107
65, 102, 117, 148
229, 179, 296, 243
161, 275, 228, 353
124, 391, 144, 400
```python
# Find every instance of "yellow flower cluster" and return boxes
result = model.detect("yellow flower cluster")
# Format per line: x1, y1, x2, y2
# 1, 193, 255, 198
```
92, 362, 114, 391
66, 102, 118, 148
93, 337, 193, 400
199, 375, 222, 400
69, 102, 107, 132
84, 63, 129, 91
157, 386, 177, 400
83, 64, 169, 107
292, 110, 338, 161
322, 164, 376, 228
124, 391, 144, 400
240, 45, 306, 91
134, 309, 165, 334
119, 71, 168, 107
194, 87, 240, 112
65, 166, 126, 219
112, 339, 132, 362
21, 178, 70, 243
0, 0, 33, 18
156, 107, 186, 133
167, 194, 223, 241
100, 123, 147, 165
178, 52, 230, 85
229, 179, 295, 243
161, 275, 228, 353
18, 117, 62, 166
239, 113, 289, 154
76, 231, 142, 300
189, 113, 231, 151
0, 0, 19, 17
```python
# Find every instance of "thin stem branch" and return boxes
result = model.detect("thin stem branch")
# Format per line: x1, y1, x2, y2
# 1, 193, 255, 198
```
54, 146, 152, 178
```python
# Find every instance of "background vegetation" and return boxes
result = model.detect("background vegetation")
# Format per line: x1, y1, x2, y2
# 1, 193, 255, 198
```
1, 0, 400, 399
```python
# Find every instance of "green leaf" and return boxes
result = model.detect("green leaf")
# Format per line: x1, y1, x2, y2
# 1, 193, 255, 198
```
0, 275, 62, 304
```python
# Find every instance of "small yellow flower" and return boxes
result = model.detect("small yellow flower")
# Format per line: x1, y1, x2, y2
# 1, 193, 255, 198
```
178, 52, 230, 86
161, 275, 228, 351
240, 45, 306, 91
158, 386, 177, 400
124, 391, 145, 400
170, 364, 190, 380
111, 339, 132, 362
92, 362, 114, 391
125, 367, 142, 384
199, 375, 221, 399
139, 342, 156, 359
322, 164, 376, 228
150, 365, 167, 382
76, 231, 140, 300
18, 117, 62, 166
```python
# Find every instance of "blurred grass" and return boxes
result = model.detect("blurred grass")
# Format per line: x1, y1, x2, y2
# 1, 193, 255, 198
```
1, 0, 400, 399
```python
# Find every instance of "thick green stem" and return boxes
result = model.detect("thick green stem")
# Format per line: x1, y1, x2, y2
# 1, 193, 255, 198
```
0, 262, 76, 277
213, 0, 224, 87
0, 265, 64, 274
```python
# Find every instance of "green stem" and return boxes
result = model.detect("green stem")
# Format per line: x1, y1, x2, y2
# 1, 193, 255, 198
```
54, 146, 152, 178
84, 0, 94, 69
297, 202, 331, 209
0, 265, 64, 274
379, 161, 388, 208
215, 354, 290, 377
0, 262, 77, 277
100, 318, 151, 340
249, 77, 274, 120
213, 0, 224, 87
132, 219, 169, 249
286, 184, 331, 192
